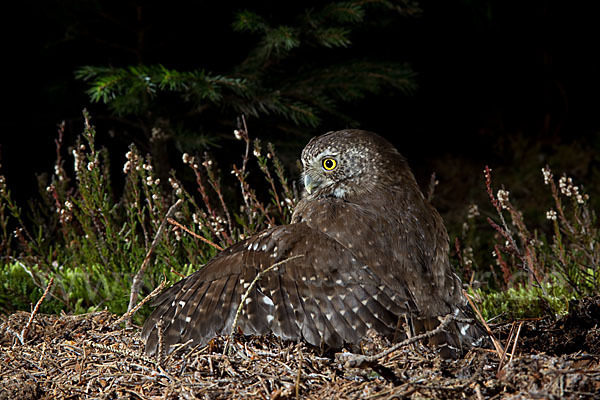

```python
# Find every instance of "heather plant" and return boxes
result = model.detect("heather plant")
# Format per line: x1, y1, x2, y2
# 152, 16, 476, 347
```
455, 165, 599, 320
0, 113, 295, 321
1, 111, 598, 325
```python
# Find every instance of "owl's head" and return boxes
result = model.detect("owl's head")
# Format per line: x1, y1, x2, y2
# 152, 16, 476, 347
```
300, 129, 408, 199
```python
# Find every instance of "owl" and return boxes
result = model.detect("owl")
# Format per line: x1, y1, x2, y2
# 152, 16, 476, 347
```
142, 130, 484, 357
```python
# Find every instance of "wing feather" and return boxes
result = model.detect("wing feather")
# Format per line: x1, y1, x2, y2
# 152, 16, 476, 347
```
143, 222, 420, 355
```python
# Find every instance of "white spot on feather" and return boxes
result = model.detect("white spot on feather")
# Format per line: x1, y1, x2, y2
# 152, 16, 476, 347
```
178, 301, 186, 307
460, 324, 470, 336
262, 296, 274, 306
261, 244, 267, 251
253, 242, 259, 251
267, 314, 274, 323
185, 316, 191, 323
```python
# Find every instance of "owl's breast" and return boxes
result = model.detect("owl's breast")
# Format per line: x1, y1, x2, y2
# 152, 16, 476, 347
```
291, 196, 398, 263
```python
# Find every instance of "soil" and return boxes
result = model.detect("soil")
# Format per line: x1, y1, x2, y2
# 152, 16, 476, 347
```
1, 297, 599, 399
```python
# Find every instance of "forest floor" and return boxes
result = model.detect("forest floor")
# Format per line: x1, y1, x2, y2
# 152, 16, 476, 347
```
1, 296, 599, 400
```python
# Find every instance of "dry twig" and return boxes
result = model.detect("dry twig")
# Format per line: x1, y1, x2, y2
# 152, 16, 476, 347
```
168, 217, 224, 251
20, 276, 54, 343
128, 199, 182, 314
463, 289, 504, 357
335, 313, 472, 368
113, 277, 167, 327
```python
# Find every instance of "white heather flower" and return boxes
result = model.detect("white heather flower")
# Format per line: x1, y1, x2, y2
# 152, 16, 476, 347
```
285, 198, 293, 206
123, 160, 132, 174
72, 150, 81, 171
65, 201, 73, 210
467, 204, 480, 219
541, 167, 552, 185
193, 163, 199, 169
169, 177, 180, 190
143, 163, 153, 171
234, 129, 243, 140
152, 194, 159, 200
87, 162, 95, 171
79, 144, 86, 151
462, 222, 469, 233
125, 151, 133, 160
253, 149, 260, 158
154, 179, 160, 185
497, 190, 510, 209
182, 153, 190, 164
146, 176, 154, 185
559, 175, 574, 196
192, 213, 199, 224
546, 210, 557, 220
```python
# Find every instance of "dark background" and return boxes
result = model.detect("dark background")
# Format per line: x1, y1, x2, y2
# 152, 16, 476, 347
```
2, 0, 600, 207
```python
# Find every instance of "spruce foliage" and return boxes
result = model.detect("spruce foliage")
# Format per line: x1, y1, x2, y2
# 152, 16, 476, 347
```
76, 1, 418, 144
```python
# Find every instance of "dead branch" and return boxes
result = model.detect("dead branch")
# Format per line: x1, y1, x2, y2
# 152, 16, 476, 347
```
128, 199, 182, 315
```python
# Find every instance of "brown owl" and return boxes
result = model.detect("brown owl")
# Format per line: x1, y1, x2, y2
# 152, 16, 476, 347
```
142, 130, 484, 357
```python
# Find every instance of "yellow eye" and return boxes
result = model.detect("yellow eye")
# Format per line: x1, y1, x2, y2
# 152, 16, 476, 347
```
322, 158, 337, 171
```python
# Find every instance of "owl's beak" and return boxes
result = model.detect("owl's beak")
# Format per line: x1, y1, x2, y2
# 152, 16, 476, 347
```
304, 174, 317, 194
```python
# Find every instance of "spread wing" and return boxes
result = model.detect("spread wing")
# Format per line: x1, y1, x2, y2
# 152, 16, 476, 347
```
142, 222, 416, 355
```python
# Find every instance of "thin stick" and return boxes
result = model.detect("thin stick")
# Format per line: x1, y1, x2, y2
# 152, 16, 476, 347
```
335, 314, 470, 368
156, 318, 165, 366
168, 218, 223, 251
85, 340, 156, 365
128, 199, 182, 314
295, 345, 303, 399
498, 321, 516, 371
508, 321, 523, 365
113, 277, 167, 327
224, 255, 304, 354
21, 276, 54, 343
462, 289, 504, 357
